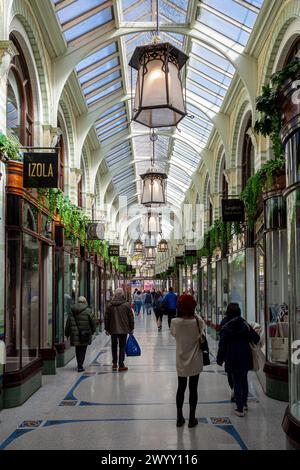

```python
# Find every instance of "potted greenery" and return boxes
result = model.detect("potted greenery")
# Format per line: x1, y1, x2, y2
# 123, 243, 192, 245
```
0, 131, 24, 192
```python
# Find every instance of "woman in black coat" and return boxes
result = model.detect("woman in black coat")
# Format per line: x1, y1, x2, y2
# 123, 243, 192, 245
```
217, 303, 260, 417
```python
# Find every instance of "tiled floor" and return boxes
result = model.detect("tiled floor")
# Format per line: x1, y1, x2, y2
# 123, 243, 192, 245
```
0, 312, 287, 450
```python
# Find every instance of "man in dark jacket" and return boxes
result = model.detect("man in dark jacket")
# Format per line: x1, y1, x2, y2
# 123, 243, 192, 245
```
162, 286, 177, 328
217, 303, 260, 417
105, 288, 134, 372
65, 296, 96, 372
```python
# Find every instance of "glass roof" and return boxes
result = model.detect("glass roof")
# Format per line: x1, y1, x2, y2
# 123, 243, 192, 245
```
52, 0, 265, 231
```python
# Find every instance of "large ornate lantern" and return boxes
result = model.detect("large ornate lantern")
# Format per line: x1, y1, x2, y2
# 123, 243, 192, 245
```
129, 41, 188, 128
134, 239, 143, 253
158, 239, 168, 252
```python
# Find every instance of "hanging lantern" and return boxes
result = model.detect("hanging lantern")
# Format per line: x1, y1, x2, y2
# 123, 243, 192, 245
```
158, 239, 168, 252
145, 246, 156, 259
141, 167, 167, 206
143, 211, 161, 234
129, 42, 188, 128
134, 239, 143, 253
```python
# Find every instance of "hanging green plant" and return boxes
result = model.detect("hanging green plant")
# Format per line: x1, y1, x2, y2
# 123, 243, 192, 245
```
0, 131, 23, 161
254, 57, 300, 159
240, 156, 285, 229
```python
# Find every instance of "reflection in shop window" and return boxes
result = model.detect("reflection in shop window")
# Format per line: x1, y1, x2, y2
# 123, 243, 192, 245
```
22, 234, 39, 367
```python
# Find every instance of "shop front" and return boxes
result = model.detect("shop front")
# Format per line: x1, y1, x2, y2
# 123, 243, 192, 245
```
4, 169, 56, 407
280, 72, 300, 448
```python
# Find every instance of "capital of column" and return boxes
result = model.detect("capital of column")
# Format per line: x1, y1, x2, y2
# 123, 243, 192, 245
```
0, 41, 18, 81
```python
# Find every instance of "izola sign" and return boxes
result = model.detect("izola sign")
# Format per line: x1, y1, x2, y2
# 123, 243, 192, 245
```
23, 153, 58, 188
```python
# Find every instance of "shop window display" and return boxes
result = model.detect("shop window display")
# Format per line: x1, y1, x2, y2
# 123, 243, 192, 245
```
286, 187, 300, 421
265, 197, 288, 365
228, 251, 246, 317
5, 231, 21, 372
22, 234, 39, 366
256, 242, 265, 355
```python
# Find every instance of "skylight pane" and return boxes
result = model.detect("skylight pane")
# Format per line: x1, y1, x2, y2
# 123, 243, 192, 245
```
96, 110, 126, 128
86, 82, 122, 106
79, 57, 119, 84
83, 70, 121, 95
76, 43, 117, 72
199, 10, 249, 46
99, 102, 124, 120
57, 0, 107, 24
203, 0, 257, 28
64, 7, 113, 42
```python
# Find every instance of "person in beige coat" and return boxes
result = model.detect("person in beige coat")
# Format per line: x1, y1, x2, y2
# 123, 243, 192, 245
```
171, 294, 204, 428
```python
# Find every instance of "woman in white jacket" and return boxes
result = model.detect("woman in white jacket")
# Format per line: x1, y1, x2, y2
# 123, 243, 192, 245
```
171, 294, 204, 428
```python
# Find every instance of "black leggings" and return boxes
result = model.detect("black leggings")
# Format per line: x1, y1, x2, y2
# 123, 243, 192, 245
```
176, 374, 199, 412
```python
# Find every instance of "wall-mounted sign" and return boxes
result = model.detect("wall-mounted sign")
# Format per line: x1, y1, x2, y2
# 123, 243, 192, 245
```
108, 245, 120, 257
175, 256, 184, 265
222, 199, 245, 222
185, 249, 197, 257
23, 153, 58, 188
86, 222, 105, 240
119, 256, 127, 265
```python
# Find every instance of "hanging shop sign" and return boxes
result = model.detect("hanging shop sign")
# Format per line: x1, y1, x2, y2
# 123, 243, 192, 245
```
108, 245, 120, 257
222, 199, 245, 222
184, 248, 197, 257
86, 222, 105, 240
119, 256, 127, 265
23, 152, 58, 188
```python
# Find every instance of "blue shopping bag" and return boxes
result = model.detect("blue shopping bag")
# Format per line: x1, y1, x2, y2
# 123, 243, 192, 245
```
125, 334, 141, 357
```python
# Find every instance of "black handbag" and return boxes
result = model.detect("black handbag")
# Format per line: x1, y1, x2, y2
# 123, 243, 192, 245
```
195, 316, 210, 366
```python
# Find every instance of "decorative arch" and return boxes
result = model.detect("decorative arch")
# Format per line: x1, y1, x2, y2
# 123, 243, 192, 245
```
259, 1, 300, 89
10, 0, 51, 125
59, 95, 76, 168
81, 145, 91, 195
214, 144, 225, 194
230, 100, 251, 169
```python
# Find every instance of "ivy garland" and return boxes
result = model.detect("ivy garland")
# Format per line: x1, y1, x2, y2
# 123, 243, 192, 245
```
254, 57, 300, 159
37, 188, 110, 261
197, 220, 242, 258
240, 156, 285, 229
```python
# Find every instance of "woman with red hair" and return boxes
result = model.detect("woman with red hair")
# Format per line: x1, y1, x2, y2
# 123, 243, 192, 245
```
171, 294, 204, 428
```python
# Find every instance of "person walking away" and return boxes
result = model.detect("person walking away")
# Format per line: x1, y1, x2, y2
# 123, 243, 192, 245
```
171, 294, 204, 427
65, 296, 96, 372
141, 290, 147, 313
163, 286, 178, 328
134, 290, 143, 315
132, 288, 138, 311
105, 288, 134, 372
153, 291, 164, 330
219, 312, 235, 402
144, 290, 153, 315
217, 303, 260, 417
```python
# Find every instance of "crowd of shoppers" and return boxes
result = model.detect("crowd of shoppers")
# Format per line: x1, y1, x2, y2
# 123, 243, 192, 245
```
65, 285, 261, 426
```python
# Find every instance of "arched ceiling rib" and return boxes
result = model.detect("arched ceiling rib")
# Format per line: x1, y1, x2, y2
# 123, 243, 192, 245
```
51, 0, 264, 241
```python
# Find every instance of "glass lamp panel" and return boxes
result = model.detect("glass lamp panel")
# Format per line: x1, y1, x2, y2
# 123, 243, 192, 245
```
140, 59, 167, 108
137, 108, 182, 127
141, 177, 152, 205
168, 62, 185, 113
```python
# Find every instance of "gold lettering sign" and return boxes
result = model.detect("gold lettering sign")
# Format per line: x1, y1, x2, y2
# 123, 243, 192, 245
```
23, 153, 58, 188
